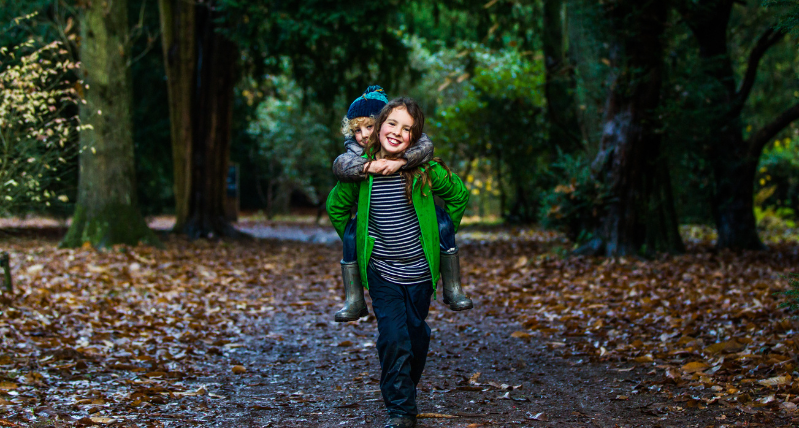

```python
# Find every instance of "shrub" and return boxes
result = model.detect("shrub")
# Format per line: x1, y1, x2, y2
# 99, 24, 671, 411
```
539, 151, 610, 243
0, 37, 83, 214
756, 137, 799, 220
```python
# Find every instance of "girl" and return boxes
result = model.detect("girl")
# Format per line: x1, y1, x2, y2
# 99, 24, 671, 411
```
332, 86, 472, 324
327, 97, 469, 428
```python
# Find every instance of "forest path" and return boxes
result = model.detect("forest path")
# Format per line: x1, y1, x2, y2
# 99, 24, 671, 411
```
178, 238, 790, 428
1, 225, 796, 427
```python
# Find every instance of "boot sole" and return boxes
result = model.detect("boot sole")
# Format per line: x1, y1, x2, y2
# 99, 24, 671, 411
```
449, 303, 474, 311
334, 308, 368, 322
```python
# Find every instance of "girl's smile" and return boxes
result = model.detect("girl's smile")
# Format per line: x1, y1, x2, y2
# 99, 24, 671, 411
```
378, 107, 413, 158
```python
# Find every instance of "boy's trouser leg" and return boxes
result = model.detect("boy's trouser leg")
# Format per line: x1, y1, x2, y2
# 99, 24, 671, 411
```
367, 267, 433, 418
435, 206, 473, 311
335, 216, 367, 322
342, 215, 357, 263
435, 206, 457, 254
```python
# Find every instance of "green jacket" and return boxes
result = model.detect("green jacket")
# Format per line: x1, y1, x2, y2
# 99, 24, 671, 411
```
326, 161, 469, 290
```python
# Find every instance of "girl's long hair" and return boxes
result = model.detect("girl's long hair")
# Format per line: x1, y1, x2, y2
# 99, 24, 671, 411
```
364, 97, 451, 203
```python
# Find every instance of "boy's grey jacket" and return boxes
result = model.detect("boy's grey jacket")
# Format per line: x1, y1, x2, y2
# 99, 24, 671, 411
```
331, 133, 434, 182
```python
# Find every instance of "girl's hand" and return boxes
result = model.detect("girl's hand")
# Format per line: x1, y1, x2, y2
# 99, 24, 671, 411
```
381, 159, 407, 175
364, 159, 390, 174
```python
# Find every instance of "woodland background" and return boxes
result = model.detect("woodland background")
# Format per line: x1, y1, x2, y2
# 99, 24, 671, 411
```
0, 0, 797, 255
3, 0, 799, 426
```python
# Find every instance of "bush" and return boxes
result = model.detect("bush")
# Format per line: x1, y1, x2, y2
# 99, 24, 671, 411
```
756, 137, 799, 218
245, 78, 334, 216
0, 38, 82, 214
539, 151, 610, 243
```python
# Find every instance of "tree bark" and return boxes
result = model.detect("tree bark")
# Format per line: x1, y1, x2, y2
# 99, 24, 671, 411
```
62, 0, 159, 248
578, 0, 683, 257
678, 0, 795, 250
542, 0, 581, 153
158, 0, 240, 238
157, 0, 195, 233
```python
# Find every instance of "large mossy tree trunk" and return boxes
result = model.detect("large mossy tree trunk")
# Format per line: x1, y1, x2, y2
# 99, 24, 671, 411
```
542, 0, 581, 153
678, 0, 799, 251
62, 0, 159, 249
158, 0, 239, 238
577, 0, 684, 257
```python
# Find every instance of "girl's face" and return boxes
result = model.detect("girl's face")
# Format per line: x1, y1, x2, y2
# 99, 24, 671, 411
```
378, 107, 413, 158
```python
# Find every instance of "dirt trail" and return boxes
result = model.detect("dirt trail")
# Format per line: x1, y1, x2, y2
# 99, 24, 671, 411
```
1, 227, 795, 428
176, 240, 794, 428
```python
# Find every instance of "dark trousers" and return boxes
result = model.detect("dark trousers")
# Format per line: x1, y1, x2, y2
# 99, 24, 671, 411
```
367, 267, 433, 417
342, 205, 457, 263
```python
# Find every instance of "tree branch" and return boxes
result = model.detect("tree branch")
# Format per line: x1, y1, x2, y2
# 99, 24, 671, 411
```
747, 102, 799, 157
735, 27, 786, 109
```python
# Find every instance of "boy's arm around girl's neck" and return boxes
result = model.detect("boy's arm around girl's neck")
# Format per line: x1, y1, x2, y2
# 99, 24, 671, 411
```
347, 133, 433, 164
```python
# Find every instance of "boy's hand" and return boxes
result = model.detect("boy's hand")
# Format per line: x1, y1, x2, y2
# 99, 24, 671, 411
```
381, 159, 407, 175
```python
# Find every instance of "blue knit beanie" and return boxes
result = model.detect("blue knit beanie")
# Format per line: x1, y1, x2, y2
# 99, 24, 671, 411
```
346, 85, 388, 120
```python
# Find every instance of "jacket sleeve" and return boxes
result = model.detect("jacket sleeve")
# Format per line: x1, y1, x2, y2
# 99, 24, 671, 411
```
326, 181, 359, 239
401, 133, 434, 170
332, 140, 368, 183
429, 164, 470, 233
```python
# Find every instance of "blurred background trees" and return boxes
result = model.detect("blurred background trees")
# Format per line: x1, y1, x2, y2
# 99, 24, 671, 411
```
1, 0, 798, 253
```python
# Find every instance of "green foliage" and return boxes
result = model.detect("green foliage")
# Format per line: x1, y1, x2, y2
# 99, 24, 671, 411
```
566, 0, 613, 151
245, 78, 335, 216
418, 40, 547, 221
0, 36, 82, 214
755, 137, 799, 225
399, 0, 539, 51
216, 0, 411, 107
764, 0, 799, 35
129, 0, 172, 215
538, 151, 610, 243
659, 12, 719, 224
660, 2, 799, 225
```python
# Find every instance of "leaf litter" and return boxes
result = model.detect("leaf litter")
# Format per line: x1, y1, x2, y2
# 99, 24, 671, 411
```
0, 225, 796, 426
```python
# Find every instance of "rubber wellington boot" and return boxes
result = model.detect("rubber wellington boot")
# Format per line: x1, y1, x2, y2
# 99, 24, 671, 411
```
334, 261, 368, 322
440, 251, 473, 311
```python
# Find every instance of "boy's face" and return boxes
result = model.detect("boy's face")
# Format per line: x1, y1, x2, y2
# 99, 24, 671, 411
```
352, 119, 375, 147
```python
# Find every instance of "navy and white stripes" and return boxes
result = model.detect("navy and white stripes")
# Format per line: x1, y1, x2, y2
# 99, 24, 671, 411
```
368, 174, 431, 285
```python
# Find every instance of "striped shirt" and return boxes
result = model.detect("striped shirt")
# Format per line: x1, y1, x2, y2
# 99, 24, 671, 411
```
368, 174, 431, 285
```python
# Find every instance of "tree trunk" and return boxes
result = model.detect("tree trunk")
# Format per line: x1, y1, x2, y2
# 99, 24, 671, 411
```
158, 0, 240, 238
542, 0, 581, 153
62, 0, 159, 248
158, 0, 195, 233
578, 0, 683, 257
713, 151, 763, 249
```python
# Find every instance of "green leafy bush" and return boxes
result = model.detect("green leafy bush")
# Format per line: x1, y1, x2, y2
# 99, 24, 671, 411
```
412, 40, 548, 221
245, 78, 334, 216
756, 138, 799, 222
0, 37, 82, 214
539, 151, 610, 243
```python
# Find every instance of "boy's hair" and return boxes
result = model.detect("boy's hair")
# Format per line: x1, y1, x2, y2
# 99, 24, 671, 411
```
364, 97, 451, 203
340, 115, 376, 138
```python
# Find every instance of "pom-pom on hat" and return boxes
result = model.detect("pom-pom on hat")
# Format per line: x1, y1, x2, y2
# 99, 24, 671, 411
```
346, 85, 388, 120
